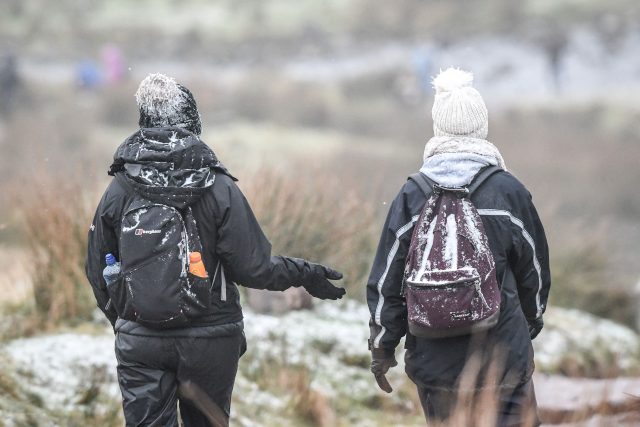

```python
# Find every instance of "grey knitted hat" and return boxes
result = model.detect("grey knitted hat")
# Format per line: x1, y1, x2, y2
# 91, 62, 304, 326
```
431, 68, 488, 139
135, 73, 202, 135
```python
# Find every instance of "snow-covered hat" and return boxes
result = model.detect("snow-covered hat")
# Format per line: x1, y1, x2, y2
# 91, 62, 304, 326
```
135, 73, 202, 135
431, 68, 488, 139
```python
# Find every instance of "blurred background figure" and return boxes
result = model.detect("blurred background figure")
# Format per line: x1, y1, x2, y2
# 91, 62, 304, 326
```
0, 51, 19, 116
76, 59, 101, 90
539, 24, 568, 94
411, 46, 435, 95
101, 44, 126, 85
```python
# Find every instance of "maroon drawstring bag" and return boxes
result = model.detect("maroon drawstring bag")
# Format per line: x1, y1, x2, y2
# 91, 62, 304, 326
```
403, 167, 502, 338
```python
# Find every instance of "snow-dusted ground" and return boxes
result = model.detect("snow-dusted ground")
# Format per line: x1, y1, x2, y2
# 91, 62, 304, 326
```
2, 334, 120, 411
535, 373, 640, 422
2, 301, 640, 425
242, 300, 376, 398
533, 307, 640, 374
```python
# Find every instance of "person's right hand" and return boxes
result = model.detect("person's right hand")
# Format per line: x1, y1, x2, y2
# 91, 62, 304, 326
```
302, 264, 345, 300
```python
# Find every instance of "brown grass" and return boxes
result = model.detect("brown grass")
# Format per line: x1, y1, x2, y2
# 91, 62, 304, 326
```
3, 162, 378, 334
282, 366, 336, 427
240, 339, 337, 427
0, 247, 31, 305
13, 172, 96, 330
549, 235, 636, 328
242, 168, 378, 300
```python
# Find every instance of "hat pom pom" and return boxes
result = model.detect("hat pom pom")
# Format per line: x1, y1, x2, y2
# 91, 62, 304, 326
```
432, 67, 474, 95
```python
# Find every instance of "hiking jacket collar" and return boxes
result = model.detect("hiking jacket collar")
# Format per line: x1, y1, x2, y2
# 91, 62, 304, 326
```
109, 127, 235, 209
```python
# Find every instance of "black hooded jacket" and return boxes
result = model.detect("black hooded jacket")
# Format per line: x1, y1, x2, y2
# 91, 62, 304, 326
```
367, 169, 551, 390
86, 127, 327, 336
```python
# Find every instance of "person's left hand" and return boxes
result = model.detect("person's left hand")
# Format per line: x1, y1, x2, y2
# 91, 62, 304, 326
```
528, 317, 544, 340
371, 349, 397, 393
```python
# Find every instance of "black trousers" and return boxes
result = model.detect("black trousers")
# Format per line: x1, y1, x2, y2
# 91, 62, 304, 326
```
417, 379, 540, 427
115, 331, 246, 427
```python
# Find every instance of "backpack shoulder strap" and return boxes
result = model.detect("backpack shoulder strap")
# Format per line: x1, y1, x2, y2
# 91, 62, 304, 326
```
408, 172, 435, 197
467, 165, 502, 195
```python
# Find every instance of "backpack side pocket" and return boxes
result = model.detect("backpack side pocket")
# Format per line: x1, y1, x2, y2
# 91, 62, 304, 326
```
106, 273, 136, 321
183, 272, 212, 317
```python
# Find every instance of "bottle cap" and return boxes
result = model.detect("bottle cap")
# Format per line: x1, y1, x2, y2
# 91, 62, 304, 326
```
105, 253, 116, 266
189, 252, 202, 263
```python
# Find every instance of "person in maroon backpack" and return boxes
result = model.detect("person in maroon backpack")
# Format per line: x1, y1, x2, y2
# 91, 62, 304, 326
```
366, 68, 550, 426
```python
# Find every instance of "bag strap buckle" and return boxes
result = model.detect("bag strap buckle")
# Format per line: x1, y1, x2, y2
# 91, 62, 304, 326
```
432, 184, 470, 198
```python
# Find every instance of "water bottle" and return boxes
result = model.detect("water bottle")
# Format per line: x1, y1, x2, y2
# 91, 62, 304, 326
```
103, 253, 121, 286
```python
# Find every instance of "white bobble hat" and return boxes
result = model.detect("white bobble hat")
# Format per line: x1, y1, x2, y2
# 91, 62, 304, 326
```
431, 68, 488, 139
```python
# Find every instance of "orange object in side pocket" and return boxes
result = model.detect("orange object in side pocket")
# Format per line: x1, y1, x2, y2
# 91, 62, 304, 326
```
189, 252, 208, 278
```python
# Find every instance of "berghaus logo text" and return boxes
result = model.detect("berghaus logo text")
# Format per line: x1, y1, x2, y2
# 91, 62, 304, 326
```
135, 229, 162, 236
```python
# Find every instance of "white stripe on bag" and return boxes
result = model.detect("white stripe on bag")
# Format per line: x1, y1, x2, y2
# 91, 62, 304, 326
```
373, 215, 419, 348
220, 265, 227, 302
477, 209, 543, 318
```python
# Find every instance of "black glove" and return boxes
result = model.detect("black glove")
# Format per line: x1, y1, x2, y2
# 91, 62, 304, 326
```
302, 264, 346, 300
528, 317, 544, 340
371, 348, 397, 393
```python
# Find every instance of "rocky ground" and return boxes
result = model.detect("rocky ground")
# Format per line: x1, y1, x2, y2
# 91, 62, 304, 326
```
1, 301, 639, 426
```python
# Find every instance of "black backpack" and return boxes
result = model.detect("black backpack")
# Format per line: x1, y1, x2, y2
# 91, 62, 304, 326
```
107, 196, 216, 328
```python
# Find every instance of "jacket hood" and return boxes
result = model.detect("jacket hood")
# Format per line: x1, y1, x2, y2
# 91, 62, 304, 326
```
109, 127, 235, 209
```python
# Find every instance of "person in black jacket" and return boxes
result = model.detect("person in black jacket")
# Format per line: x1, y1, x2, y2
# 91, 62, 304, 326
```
367, 68, 550, 426
85, 73, 345, 427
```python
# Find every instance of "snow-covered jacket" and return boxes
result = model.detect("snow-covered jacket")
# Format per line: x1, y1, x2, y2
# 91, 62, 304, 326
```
86, 127, 330, 335
366, 152, 550, 389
